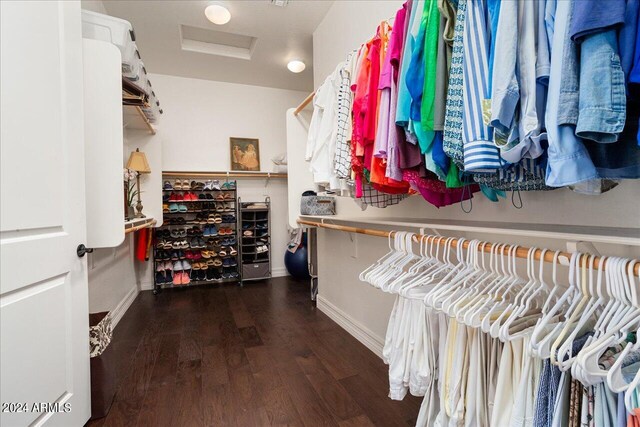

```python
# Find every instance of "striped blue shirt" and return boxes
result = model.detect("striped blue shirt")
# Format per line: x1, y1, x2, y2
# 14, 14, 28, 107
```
462, 0, 504, 172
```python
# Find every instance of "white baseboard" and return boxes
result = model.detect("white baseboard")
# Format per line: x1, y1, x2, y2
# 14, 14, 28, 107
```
139, 281, 154, 291
316, 295, 385, 358
272, 266, 288, 278
109, 285, 138, 329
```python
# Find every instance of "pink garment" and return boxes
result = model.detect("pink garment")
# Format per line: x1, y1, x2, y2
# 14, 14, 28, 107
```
402, 169, 478, 208
384, 2, 410, 182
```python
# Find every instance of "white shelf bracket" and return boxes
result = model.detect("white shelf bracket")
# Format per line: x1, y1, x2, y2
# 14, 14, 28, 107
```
566, 240, 602, 256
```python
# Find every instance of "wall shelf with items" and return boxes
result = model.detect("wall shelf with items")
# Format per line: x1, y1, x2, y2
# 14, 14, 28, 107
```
239, 197, 271, 284
153, 174, 240, 294
163, 170, 287, 179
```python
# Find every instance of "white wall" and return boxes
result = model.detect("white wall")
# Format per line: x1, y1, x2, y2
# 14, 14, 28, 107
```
149, 73, 307, 276
81, 0, 106, 14
310, 0, 640, 355
313, 1, 401, 88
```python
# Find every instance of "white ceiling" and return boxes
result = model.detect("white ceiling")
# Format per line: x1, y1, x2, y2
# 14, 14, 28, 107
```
103, 0, 333, 91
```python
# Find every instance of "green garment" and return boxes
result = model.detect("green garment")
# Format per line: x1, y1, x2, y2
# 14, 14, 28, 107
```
445, 160, 464, 188
421, 0, 441, 132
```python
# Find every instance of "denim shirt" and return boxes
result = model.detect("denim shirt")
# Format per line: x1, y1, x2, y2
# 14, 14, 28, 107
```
545, 0, 598, 187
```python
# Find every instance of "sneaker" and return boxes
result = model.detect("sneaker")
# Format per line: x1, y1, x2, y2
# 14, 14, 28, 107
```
173, 261, 184, 271
155, 270, 166, 284
182, 260, 192, 271
206, 269, 215, 281
181, 271, 191, 285
173, 271, 183, 285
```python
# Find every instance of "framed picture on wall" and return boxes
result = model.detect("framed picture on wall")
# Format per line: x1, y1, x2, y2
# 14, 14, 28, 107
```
230, 137, 261, 171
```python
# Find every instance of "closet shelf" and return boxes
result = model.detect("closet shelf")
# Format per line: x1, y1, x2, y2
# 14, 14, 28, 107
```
163, 171, 287, 179
299, 215, 640, 247
298, 217, 640, 275
123, 105, 156, 135
124, 217, 156, 234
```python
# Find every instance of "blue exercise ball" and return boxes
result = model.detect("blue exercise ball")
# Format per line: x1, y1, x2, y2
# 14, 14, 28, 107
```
284, 233, 310, 279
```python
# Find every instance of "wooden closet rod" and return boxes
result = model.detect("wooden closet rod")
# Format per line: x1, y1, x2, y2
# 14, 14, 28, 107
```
293, 91, 315, 116
125, 218, 156, 234
297, 219, 640, 275
163, 171, 287, 179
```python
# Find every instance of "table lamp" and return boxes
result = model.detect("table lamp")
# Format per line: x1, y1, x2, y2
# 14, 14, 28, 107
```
126, 148, 151, 218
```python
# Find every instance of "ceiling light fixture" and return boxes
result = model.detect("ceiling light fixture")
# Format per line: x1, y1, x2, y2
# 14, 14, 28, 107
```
205, 3, 231, 25
287, 60, 305, 73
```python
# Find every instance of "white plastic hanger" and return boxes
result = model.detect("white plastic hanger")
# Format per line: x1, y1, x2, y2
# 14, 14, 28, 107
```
529, 252, 580, 359
606, 260, 640, 392
625, 366, 640, 413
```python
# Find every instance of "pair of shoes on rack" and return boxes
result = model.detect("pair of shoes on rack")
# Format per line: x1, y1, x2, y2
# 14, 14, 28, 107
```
190, 237, 206, 248
155, 261, 174, 284
207, 214, 222, 224
172, 271, 190, 286
170, 229, 187, 238
201, 249, 216, 258
168, 203, 188, 213
172, 179, 190, 190
203, 180, 221, 191
203, 225, 218, 237
190, 181, 204, 191
256, 244, 269, 253
222, 258, 237, 267
171, 240, 189, 250
185, 250, 202, 260
173, 260, 191, 271
221, 237, 236, 246
221, 181, 236, 190
170, 192, 198, 202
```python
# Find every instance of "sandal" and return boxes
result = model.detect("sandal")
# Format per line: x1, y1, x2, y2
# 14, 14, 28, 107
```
214, 214, 222, 224
213, 258, 223, 267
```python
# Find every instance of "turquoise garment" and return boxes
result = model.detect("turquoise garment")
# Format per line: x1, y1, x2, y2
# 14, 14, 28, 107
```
405, 0, 444, 178
396, 0, 424, 129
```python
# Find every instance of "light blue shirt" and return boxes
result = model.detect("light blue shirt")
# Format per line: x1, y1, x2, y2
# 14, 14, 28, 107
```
544, 0, 597, 187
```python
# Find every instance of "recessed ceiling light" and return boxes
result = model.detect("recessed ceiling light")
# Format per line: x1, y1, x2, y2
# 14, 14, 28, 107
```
205, 3, 231, 25
287, 60, 305, 73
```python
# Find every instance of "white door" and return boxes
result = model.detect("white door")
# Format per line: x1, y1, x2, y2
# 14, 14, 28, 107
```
1, 1, 91, 426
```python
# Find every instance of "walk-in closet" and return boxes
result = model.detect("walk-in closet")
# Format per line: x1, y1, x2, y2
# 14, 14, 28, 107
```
1, 1, 639, 426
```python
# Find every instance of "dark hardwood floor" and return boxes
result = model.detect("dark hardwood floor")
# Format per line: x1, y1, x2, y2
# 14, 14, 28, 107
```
86, 277, 421, 427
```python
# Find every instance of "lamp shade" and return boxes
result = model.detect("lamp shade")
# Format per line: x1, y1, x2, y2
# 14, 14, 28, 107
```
126, 148, 151, 173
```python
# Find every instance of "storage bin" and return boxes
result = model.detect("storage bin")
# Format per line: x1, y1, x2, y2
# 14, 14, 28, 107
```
81, 10, 138, 75
242, 262, 270, 280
